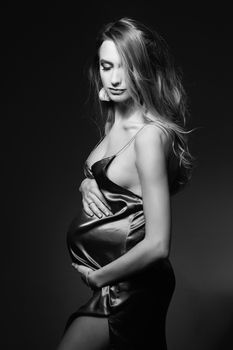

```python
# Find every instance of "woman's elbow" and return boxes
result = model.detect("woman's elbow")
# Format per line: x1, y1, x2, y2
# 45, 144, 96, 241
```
146, 239, 170, 260
160, 246, 169, 259
156, 241, 169, 259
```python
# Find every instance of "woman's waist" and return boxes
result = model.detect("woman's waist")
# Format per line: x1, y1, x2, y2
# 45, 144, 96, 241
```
113, 258, 175, 291
83, 258, 176, 313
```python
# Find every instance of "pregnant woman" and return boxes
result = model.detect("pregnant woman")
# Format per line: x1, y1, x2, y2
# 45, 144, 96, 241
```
57, 17, 195, 350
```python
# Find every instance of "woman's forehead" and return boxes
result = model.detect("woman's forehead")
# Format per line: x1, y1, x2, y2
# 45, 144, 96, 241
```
99, 40, 122, 65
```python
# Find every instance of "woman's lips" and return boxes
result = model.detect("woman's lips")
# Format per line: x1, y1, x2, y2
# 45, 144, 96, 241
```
109, 88, 126, 94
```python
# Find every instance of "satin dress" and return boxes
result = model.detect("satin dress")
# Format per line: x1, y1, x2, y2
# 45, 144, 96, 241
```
66, 125, 176, 350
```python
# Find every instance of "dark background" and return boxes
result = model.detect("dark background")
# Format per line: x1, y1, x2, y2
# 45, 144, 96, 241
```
3, 2, 233, 349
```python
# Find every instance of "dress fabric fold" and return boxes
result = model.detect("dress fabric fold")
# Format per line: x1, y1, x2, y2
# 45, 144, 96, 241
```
65, 154, 176, 349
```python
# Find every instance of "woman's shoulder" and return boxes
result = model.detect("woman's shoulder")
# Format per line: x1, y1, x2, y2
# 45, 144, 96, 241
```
135, 122, 171, 159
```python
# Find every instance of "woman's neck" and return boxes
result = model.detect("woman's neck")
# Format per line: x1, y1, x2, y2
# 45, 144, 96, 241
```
113, 99, 145, 127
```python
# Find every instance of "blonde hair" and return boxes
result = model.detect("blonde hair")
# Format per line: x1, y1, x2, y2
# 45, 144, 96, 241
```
88, 17, 197, 194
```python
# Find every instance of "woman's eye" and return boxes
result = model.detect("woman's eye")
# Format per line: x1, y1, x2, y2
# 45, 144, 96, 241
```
101, 65, 111, 71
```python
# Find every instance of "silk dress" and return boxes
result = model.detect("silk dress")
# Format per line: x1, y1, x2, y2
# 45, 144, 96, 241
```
65, 125, 176, 350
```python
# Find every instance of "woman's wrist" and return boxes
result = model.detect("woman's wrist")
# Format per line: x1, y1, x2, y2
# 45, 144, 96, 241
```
88, 270, 103, 289
85, 269, 91, 287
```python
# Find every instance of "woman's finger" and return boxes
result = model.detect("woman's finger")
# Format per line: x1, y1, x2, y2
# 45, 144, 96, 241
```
92, 190, 112, 212
81, 178, 113, 217
71, 263, 79, 270
86, 192, 113, 216
71, 264, 89, 274
85, 195, 112, 218
82, 199, 94, 217
84, 179, 112, 211
83, 192, 111, 218
83, 197, 102, 218
80, 179, 99, 217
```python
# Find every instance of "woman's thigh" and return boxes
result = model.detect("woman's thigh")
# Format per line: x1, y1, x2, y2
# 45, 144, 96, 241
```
57, 315, 110, 350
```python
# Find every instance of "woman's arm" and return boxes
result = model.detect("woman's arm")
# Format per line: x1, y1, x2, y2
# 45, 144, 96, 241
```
90, 125, 172, 288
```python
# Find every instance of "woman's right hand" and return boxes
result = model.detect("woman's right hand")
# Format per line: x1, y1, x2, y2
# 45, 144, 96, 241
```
79, 178, 113, 218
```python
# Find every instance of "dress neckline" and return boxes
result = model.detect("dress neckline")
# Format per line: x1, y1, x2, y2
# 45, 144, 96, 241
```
90, 154, 114, 171
87, 124, 147, 171
92, 154, 143, 200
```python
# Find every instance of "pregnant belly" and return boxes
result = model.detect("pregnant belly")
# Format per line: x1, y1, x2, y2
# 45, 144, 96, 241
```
66, 208, 132, 270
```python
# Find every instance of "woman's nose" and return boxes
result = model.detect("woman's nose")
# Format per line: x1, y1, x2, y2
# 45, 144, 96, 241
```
111, 68, 121, 86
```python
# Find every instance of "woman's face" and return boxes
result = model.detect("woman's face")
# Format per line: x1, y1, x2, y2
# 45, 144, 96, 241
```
98, 40, 131, 103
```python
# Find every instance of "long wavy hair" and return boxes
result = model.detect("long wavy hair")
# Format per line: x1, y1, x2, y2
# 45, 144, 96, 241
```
87, 17, 197, 194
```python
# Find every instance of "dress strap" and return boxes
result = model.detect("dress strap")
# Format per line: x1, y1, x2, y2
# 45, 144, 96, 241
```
86, 124, 148, 168
114, 124, 147, 157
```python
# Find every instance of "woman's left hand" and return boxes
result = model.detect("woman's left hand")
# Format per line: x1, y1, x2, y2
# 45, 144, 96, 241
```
71, 263, 97, 290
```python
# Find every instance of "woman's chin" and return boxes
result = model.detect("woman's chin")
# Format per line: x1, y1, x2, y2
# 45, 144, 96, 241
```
110, 94, 131, 103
